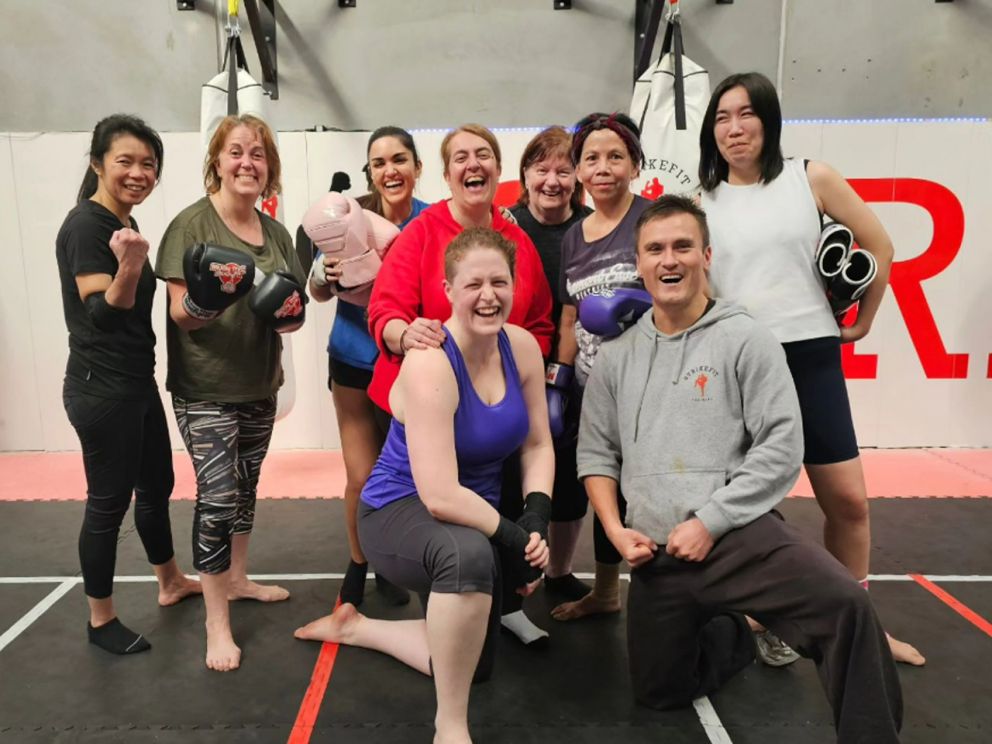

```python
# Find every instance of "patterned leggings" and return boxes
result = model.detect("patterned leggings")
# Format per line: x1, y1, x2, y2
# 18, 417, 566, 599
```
173, 395, 276, 574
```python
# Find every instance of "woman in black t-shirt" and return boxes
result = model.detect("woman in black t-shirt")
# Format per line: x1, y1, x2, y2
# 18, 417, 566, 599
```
56, 114, 200, 656
502, 127, 593, 646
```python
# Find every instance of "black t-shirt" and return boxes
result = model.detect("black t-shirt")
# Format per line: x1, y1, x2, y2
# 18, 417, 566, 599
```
509, 203, 592, 356
56, 200, 157, 399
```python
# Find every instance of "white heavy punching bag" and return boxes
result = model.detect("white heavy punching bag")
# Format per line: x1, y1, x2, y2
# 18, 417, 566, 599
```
630, 1, 710, 198
199, 3, 296, 422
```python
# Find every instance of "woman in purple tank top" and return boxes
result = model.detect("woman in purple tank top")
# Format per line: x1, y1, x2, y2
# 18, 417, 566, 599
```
295, 228, 555, 744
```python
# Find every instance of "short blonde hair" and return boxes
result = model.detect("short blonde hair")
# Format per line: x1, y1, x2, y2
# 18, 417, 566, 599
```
440, 124, 502, 177
444, 227, 516, 282
203, 114, 282, 199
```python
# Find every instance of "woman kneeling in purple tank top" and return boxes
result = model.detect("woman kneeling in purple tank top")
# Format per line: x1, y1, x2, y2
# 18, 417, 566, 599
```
295, 228, 555, 743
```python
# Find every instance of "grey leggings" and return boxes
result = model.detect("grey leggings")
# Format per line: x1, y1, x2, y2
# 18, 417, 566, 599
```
173, 395, 276, 574
358, 497, 503, 681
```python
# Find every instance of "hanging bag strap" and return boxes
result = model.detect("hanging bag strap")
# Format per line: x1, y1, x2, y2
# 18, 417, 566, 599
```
635, 0, 666, 81
221, 1, 249, 116
670, 17, 686, 130
635, 4, 687, 131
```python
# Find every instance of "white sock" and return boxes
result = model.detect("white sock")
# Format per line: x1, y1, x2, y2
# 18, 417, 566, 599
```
501, 610, 549, 645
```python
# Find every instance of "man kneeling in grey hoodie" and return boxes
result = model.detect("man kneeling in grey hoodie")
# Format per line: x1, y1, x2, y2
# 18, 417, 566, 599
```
577, 195, 902, 744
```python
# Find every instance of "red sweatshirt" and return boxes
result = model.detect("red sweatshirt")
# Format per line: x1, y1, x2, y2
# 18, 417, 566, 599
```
367, 200, 554, 413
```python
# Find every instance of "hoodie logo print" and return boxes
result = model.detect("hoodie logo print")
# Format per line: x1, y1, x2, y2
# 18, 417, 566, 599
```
695, 373, 709, 398
681, 365, 719, 402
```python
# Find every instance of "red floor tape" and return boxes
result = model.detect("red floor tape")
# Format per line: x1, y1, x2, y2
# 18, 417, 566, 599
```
910, 574, 992, 638
287, 600, 342, 744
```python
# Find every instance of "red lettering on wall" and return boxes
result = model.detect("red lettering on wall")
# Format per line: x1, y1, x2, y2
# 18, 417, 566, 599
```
261, 195, 279, 219
494, 181, 520, 209
843, 178, 967, 379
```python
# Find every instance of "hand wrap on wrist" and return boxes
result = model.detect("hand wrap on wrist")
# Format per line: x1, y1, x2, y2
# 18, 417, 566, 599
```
492, 516, 542, 585
516, 491, 551, 544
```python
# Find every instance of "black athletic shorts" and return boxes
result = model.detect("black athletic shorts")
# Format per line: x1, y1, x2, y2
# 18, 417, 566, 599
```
327, 354, 373, 392
782, 336, 859, 465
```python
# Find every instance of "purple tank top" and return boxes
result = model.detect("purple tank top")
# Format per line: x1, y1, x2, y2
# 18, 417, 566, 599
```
360, 327, 529, 509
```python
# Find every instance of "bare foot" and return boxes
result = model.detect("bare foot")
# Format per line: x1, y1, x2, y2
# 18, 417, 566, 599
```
294, 603, 361, 644
551, 593, 620, 621
205, 623, 241, 672
158, 575, 203, 607
887, 633, 925, 666
433, 724, 472, 744
228, 580, 290, 602
746, 616, 765, 632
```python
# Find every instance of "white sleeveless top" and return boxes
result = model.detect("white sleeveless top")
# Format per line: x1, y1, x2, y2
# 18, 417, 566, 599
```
701, 158, 838, 343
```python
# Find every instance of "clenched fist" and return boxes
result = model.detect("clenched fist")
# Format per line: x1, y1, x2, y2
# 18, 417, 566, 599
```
109, 228, 149, 266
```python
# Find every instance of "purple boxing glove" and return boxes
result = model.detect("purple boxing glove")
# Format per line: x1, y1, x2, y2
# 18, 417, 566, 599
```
579, 288, 653, 338
545, 362, 574, 439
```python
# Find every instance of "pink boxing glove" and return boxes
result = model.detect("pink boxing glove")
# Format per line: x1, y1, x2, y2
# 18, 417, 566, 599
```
302, 193, 380, 305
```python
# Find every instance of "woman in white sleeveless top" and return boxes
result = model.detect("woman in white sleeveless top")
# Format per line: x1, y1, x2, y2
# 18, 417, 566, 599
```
699, 72, 923, 666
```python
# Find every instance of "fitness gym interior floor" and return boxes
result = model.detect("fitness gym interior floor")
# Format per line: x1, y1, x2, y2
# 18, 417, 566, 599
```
0, 448, 989, 743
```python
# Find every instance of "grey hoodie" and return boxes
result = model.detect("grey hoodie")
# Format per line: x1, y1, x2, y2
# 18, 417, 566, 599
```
577, 299, 803, 543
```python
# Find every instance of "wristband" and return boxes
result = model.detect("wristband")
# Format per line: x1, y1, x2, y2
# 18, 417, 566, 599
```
517, 491, 552, 542
492, 516, 542, 585
522, 491, 552, 522
398, 326, 411, 355
181, 293, 219, 321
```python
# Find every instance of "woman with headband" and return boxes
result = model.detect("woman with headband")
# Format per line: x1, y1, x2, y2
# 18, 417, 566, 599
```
551, 112, 653, 622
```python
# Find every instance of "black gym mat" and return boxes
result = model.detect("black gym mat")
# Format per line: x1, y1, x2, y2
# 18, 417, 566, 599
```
1, 497, 989, 743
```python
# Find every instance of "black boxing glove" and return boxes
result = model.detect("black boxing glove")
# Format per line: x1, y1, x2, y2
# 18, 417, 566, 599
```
516, 491, 552, 545
492, 517, 542, 585
181, 243, 256, 320
249, 270, 307, 331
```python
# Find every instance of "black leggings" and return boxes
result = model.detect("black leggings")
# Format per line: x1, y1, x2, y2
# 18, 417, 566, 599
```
498, 452, 626, 613
64, 390, 176, 599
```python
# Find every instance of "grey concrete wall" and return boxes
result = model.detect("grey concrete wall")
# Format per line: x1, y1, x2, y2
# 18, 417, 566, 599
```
1, 0, 988, 134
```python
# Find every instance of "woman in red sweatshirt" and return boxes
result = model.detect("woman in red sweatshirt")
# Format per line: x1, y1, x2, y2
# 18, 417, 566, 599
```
367, 124, 554, 414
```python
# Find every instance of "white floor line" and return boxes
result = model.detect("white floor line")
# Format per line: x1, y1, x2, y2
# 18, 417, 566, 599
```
571, 573, 992, 583
0, 579, 76, 653
0, 572, 990, 585
693, 696, 734, 744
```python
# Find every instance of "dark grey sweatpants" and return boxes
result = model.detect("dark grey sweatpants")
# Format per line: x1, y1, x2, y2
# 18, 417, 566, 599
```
628, 512, 902, 744
358, 497, 503, 682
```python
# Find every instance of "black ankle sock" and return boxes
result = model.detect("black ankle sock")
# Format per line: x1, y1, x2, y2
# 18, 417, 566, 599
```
544, 573, 592, 601
339, 560, 368, 606
374, 571, 410, 606
87, 618, 151, 655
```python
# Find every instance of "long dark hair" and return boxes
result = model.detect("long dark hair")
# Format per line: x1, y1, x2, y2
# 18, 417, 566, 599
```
356, 126, 422, 216
699, 72, 784, 192
77, 114, 164, 203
